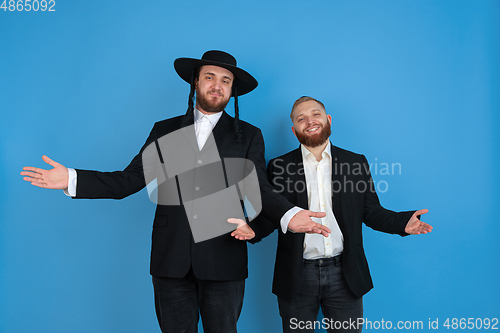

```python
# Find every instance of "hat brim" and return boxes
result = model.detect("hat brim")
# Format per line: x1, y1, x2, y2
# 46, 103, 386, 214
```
174, 58, 258, 96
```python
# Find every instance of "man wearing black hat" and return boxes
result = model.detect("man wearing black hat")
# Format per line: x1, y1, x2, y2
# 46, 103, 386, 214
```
21, 51, 330, 333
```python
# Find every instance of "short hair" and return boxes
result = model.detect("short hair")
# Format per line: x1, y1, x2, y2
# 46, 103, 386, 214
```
290, 96, 326, 120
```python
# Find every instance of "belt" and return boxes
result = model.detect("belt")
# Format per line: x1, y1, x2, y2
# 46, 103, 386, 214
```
304, 254, 342, 266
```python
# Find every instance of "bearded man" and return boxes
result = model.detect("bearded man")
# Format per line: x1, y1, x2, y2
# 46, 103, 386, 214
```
250, 96, 433, 333
21, 52, 330, 333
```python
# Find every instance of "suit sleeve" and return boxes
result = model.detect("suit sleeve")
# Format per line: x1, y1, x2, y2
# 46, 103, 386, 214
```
248, 157, 280, 243
74, 123, 158, 199
245, 130, 294, 229
361, 155, 413, 236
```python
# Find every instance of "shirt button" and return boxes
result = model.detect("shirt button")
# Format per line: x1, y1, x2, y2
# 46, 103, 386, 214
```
198, 160, 202, 164
193, 215, 198, 219
195, 187, 200, 191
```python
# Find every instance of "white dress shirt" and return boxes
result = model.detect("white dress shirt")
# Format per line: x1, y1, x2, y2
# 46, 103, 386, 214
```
301, 142, 344, 259
194, 108, 222, 150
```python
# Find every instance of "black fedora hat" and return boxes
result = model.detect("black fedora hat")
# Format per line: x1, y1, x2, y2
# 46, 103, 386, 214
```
174, 50, 258, 96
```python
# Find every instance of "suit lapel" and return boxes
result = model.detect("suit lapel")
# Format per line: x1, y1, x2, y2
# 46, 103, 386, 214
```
180, 111, 233, 153
330, 144, 346, 233
208, 111, 233, 146
293, 147, 307, 244
180, 115, 199, 152
294, 147, 308, 210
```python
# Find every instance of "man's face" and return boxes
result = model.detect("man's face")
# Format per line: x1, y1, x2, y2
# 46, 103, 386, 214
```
291, 100, 332, 148
195, 65, 234, 114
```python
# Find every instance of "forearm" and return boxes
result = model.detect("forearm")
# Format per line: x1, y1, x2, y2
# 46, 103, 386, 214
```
364, 204, 414, 236
248, 215, 277, 244
75, 168, 145, 199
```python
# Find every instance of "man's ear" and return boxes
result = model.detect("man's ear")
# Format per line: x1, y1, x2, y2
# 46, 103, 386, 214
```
291, 126, 297, 138
327, 114, 332, 124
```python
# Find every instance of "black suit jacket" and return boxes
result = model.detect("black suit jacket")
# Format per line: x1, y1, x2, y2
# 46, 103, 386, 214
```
73, 111, 293, 281
251, 144, 415, 300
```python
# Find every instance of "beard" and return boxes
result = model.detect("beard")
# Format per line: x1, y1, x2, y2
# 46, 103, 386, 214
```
196, 89, 231, 113
295, 120, 332, 148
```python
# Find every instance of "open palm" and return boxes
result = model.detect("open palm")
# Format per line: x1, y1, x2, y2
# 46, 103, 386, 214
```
21, 155, 69, 189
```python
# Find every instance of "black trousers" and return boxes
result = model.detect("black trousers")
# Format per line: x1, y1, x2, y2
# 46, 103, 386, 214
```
278, 256, 363, 333
152, 268, 245, 333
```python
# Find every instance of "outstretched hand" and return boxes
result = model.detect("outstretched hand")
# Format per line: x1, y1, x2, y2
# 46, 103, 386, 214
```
228, 218, 255, 241
405, 209, 433, 235
288, 210, 330, 237
21, 155, 69, 190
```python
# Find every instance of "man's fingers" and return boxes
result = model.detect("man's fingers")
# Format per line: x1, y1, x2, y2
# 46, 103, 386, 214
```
230, 227, 254, 241
318, 230, 330, 237
42, 155, 59, 167
21, 171, 43, 179
300, 223, 331, 236
415, 209, 429, 217
227, 218, 247, 228
408, 222, 433, 235
312, 225, 330, 234
233, 234, 250, 240
419, 224, 433, 233
229, 219, 254, 240
231, 231, 242, 238
314, 229, 331, 237
307, 210, 326, 218
30, 181, 47, 188
21, 167, 43, 174
22, 176, 39, 183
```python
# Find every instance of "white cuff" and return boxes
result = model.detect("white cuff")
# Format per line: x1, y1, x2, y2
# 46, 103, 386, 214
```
280, 207, 303, 234
63, 168, 77, 197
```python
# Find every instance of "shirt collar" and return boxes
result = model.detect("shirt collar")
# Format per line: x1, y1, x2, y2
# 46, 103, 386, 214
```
194, 108, 223, 126
300, 141, 331, 162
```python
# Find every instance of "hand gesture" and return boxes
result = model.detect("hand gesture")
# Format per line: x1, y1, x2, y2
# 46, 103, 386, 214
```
288, 210, 330, 237
228, 218, 255, 241
21, 155, 69, 190
405, 209, 433, 235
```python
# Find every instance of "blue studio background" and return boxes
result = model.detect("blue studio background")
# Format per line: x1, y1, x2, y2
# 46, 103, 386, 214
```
1, 1, 499, 332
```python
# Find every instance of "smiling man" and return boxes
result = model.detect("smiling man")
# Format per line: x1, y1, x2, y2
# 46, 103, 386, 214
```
251, 96, 432, 333
195, 65, 233, 112
21, 52, 330, 333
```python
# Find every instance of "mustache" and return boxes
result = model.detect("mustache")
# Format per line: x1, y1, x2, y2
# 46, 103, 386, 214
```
207, 89, 223, 96
295, 120, 331, 148
304, 123, 323, 132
